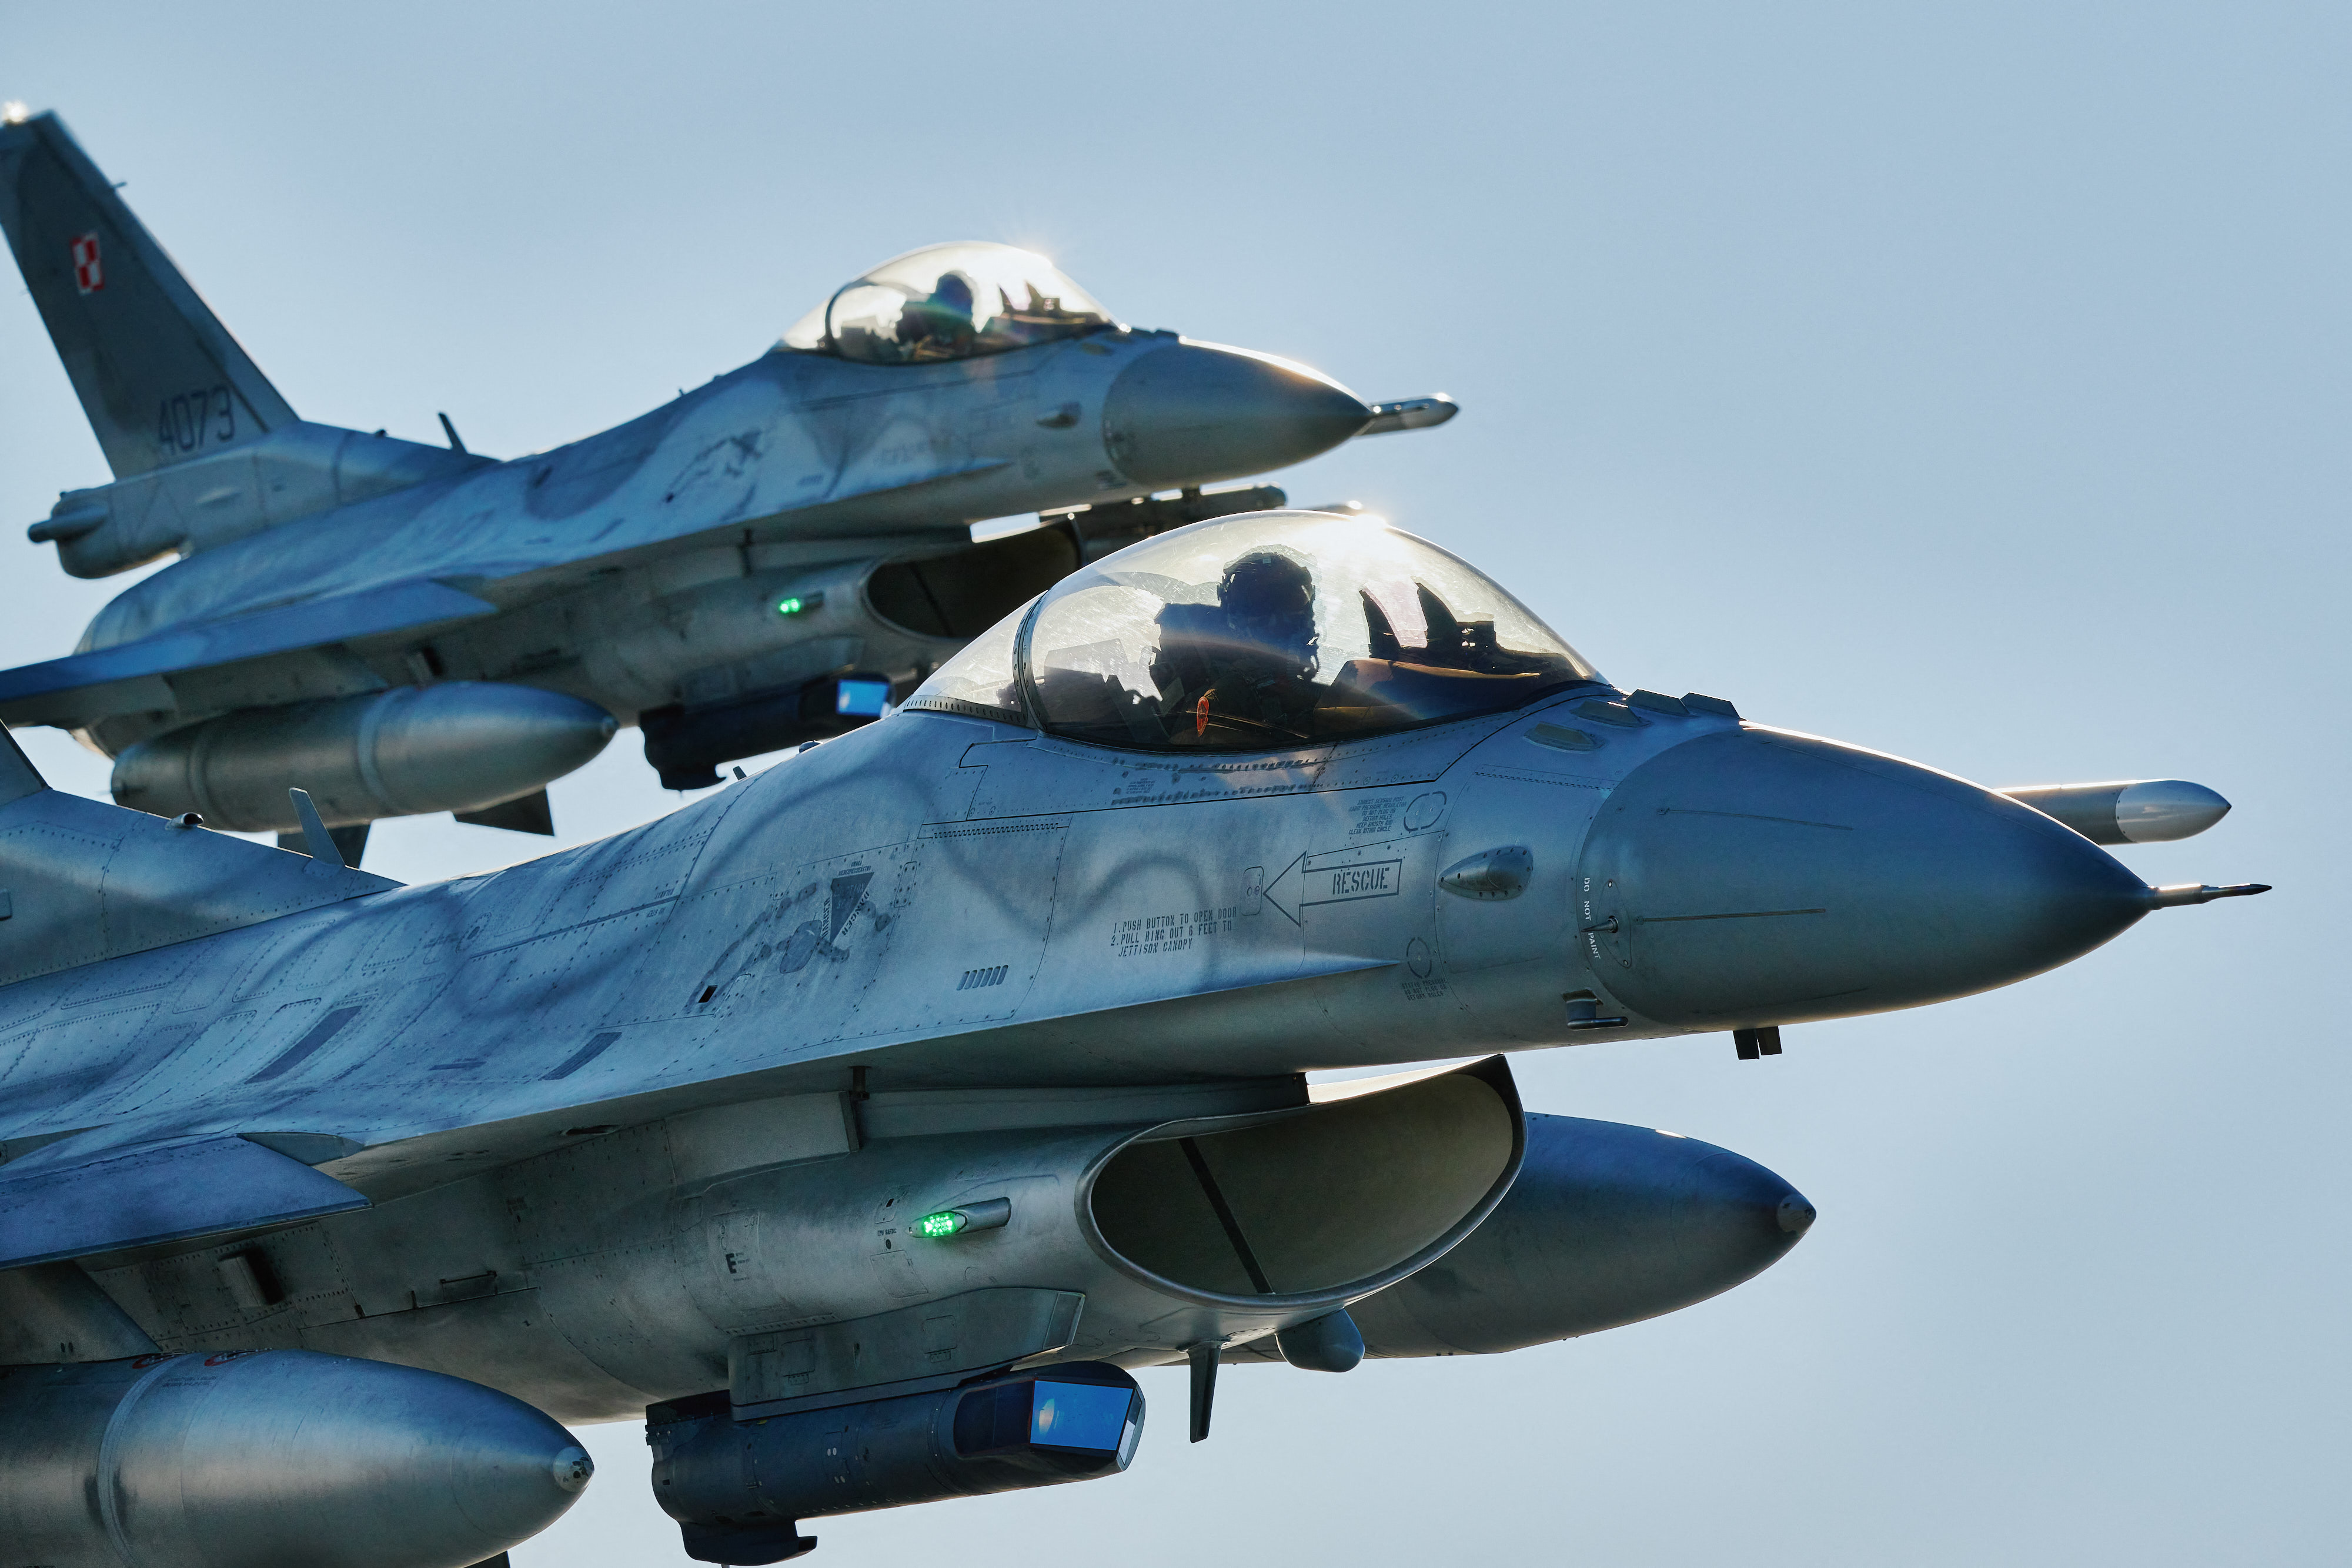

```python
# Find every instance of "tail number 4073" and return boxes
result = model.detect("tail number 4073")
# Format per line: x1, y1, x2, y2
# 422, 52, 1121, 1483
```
158, 385, 233, 454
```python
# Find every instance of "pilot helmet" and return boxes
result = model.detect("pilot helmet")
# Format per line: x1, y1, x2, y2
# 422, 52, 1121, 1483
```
1217, 548, 1315, 637
898, 271, 978, 347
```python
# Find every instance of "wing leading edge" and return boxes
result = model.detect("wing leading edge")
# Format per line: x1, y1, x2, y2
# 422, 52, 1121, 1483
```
0, 579, 497, 726
0, 1134, 369, 1269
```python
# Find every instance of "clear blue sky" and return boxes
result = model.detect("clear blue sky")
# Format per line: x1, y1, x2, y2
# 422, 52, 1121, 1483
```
3, 5, 2343, 1563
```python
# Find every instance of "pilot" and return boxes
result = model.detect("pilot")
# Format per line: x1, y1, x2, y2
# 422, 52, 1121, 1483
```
894, 271, 980, 359
1152, 549, 1324, 744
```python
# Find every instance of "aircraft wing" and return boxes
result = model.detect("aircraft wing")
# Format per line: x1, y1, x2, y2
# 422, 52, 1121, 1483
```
0, 579, 497, 726
0, 1132, 369, 1269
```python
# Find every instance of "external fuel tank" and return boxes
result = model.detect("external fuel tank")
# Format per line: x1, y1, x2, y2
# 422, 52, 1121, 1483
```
109, 681, 616, 831
0, 1348, 592, 1568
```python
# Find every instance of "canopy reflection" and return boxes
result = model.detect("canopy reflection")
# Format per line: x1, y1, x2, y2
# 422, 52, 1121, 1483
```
904, 512, 1598, 751
781, 242, 1112, 366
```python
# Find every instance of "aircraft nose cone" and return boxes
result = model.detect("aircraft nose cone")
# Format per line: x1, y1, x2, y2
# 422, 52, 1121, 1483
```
1576, 729, 2151, 1027
1102, 340, 1372, 489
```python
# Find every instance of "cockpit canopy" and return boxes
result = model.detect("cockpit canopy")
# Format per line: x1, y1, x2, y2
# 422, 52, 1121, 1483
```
904, 511, 1599, 752
781, 242, 1114, 366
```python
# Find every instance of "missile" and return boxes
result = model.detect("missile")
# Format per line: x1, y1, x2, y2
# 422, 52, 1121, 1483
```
0, 1348, 591, 1568
1996, 779, 2231, 845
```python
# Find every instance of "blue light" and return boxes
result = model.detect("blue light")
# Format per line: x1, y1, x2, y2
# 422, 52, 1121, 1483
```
835, 678, 890, 717
1028, 1382, 1131, 1451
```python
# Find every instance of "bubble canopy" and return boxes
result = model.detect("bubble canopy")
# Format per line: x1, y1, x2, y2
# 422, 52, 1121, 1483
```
781, 242, 1114, 366
904, 512, 1600, 751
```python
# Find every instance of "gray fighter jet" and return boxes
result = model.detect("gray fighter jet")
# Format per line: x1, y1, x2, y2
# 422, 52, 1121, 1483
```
0, 509, 2264, 1567
0, 109, 1454, 861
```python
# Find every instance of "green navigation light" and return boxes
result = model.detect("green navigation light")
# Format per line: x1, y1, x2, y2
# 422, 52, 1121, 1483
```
915, 1209, 968, 1239
776, 596, 808, 616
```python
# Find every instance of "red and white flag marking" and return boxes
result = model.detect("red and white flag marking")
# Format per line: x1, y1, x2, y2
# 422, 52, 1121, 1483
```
71, 231, 103, 293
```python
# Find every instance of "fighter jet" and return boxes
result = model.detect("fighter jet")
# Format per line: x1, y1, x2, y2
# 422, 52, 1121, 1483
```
0, 109, 1455, 861
0, 509, 2265, 1566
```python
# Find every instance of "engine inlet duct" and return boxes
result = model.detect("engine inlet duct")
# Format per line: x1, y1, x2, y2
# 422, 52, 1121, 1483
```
651, 1362, 1143, 1564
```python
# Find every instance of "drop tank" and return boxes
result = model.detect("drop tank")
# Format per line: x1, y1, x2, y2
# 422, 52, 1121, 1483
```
109, 681, 616, 830
0, 1348, 590, 1568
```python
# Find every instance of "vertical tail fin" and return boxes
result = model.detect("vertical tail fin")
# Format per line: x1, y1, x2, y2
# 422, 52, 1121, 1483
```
0, 109, 296, 478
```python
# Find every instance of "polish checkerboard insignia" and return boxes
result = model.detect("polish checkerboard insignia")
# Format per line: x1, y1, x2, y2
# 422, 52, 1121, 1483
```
71, 231, 103, 293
